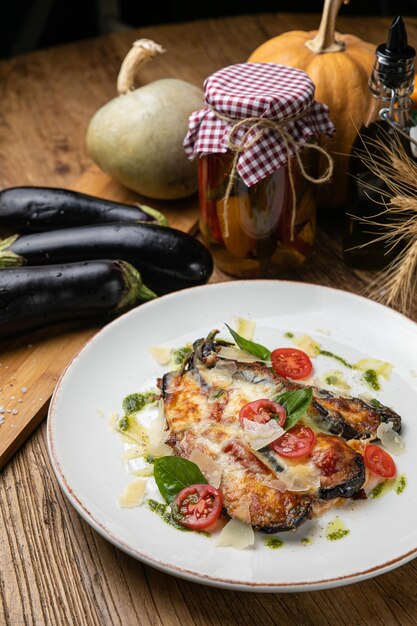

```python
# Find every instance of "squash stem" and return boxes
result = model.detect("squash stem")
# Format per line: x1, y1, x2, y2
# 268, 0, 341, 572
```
117, 39, 166, 95
305, 0, 348, 54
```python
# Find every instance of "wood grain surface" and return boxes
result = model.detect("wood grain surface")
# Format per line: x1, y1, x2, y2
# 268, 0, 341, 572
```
1, 12, 417, 626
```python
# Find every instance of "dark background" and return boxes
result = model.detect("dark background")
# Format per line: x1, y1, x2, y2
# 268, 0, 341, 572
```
2, 0, 417, 58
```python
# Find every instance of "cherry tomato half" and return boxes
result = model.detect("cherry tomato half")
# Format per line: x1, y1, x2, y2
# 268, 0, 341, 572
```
239, 399, 287, 427
270, 424, 316, 458
364, 444, 396, 478
173, 484, 223, 530
271, 348, 313, 380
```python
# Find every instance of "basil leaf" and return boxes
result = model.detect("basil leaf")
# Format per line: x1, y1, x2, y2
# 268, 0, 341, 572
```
153, 456, 207, 504
225, 324, 271, 361
274, 387, 313, 431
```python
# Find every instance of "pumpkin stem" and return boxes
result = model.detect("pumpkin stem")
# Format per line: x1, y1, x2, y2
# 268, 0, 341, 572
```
305, 0, 349, 54
117, 39, 166, 95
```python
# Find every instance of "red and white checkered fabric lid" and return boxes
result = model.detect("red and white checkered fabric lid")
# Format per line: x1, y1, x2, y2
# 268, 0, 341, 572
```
184, 63, 335, 187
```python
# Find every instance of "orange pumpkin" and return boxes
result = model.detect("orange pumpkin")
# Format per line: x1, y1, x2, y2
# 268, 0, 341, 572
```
248, 0, 376, 209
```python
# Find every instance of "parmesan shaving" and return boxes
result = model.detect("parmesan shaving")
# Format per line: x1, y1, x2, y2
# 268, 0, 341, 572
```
189, 450, 222, 488
294, 334, 321, 357
279, 463, 321, 492
117, 479, 147, 508
242, 418, 284, 450
376, 422, 405, 455
130, 465, 154, 477
147, 399, 167, 447
218, 346, 260, 363
215, 503, 254, 550
234, 317, 255, 341
355, 358, 393, 380
148, 345, 172, 365
122, 445, 144, 461
147, 442, 173, 458
233, 502, 251, 524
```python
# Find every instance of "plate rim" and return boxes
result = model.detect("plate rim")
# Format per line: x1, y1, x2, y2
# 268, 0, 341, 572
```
47, 279, 417, 592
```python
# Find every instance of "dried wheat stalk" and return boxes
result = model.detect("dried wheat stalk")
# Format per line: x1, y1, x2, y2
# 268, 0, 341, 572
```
351, 131, 417, 313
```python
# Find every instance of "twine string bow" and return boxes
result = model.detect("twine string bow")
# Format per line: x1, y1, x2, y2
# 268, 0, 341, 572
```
213, 110, 334, 240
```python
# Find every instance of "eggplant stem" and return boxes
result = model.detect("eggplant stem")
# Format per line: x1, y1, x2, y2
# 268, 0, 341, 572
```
0, 235, 25, 267
137, 204, 169, 226
115, 260, 156, 314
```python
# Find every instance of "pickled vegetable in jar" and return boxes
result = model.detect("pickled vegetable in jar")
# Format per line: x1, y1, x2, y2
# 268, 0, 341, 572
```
184, 63, 334, 278
198, 151, 317, 277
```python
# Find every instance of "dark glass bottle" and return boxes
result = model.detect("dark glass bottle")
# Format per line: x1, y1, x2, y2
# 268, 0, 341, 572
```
344, 16, 416, 270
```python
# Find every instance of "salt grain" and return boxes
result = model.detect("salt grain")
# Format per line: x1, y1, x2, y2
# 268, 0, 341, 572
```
20, 387, 27, 393
0, 416, 4, 425
11, 409, 18, 415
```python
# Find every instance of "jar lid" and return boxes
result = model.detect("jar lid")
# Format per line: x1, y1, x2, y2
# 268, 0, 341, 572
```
184, 63, 334, 187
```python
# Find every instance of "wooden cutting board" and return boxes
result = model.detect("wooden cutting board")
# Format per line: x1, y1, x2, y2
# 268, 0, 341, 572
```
0, 165, 199, 469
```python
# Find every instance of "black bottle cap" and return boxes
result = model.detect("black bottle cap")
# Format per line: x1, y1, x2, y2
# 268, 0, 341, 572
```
377, 16, 415, 61
374, 16, 415, 88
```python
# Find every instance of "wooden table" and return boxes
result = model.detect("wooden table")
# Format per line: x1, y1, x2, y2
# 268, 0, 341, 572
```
1, 12, 417, 625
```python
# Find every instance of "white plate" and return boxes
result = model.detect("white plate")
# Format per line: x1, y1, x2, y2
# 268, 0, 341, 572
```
48, 281, 417, 592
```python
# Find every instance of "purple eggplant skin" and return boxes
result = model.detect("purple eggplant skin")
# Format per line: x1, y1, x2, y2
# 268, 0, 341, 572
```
1, 223, 214, 295
0, 187, 167, 232
0, 260, 155, 339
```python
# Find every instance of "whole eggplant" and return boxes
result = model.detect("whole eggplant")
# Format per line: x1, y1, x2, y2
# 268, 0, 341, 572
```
0, 223, 213, 294
0, 187, 167, 231
0, 260, 155, 339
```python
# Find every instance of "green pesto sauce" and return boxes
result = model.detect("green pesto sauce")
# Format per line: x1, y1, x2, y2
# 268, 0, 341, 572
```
211, 389, 227, 401
319, 350, 353, 369
118, 415, 129, 431
395, 474, 407, 495
370, 398, 384, 409
369, 481, 388, 499
266, 538, 284, 549
325, 519, 350, 541
146, 499, 190, 532
362, 369, 380, 391
369, 475, 406, 499
146, 499, 210, 536
173, 344, 192, 366
301, 537, 312, 546
325, 375, 338, 385
284, 332, 294, 339
122, 391, 156, 415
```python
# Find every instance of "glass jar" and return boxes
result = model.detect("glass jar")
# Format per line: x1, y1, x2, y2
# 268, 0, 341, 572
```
198, 151, 317, 278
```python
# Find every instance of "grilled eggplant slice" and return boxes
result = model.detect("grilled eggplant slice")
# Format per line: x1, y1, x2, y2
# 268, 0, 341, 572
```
161, 332, 369, 533
277, 376, 401, 440
192, 333, 401, 440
